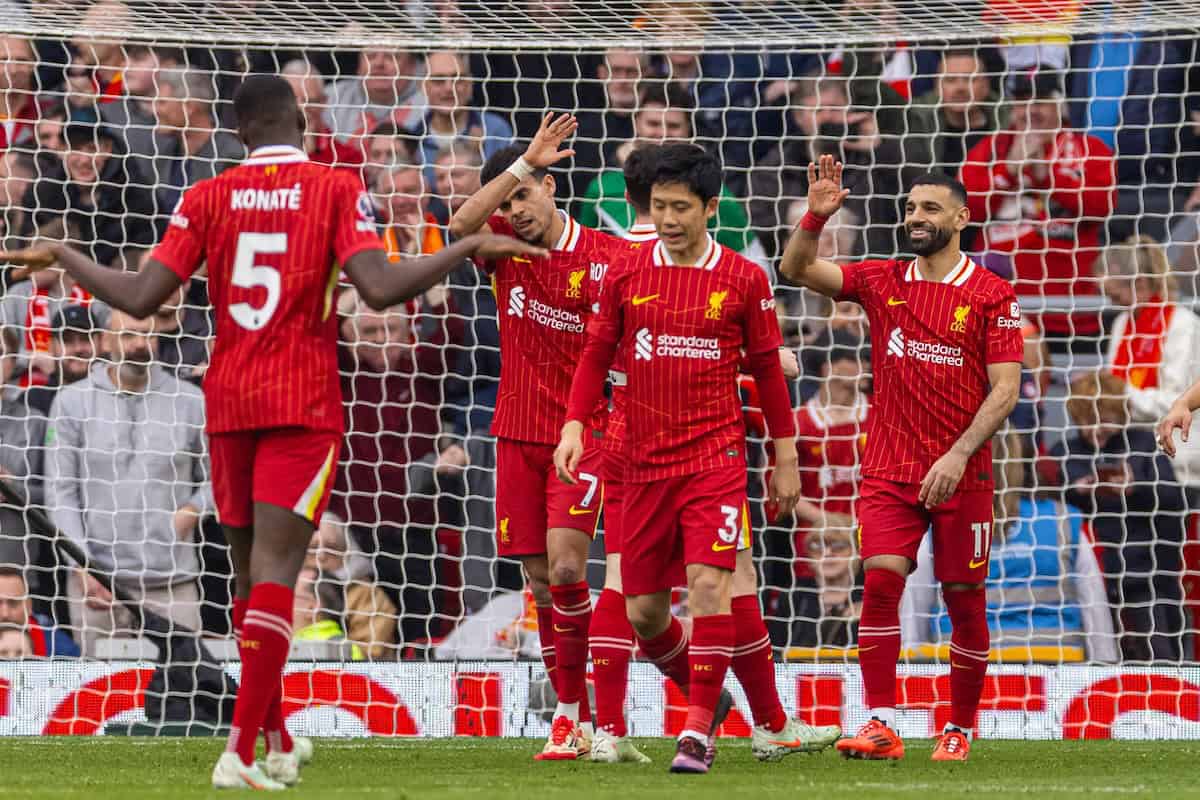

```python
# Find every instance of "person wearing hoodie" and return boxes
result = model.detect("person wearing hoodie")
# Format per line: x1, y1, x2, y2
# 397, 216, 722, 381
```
46, 308, 213, 656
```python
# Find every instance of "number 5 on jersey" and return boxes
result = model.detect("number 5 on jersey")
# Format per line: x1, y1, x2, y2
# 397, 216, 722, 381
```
231, 232, 285, 330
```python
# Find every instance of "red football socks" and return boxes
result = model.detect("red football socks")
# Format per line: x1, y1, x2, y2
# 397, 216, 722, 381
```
233, 595, 293, 753
636, 614, 690, 691
227, 582, 294, 767
589, 588, 636, 737
731, 595, 787, 732
535, 603, 558, 693
682, 613, 734, 738
858, 569, 907, 711
944, 586, 990, 731
549, 582, 592, 711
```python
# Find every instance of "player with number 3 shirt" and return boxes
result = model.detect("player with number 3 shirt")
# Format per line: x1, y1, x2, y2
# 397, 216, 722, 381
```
779, 155, 1024, 764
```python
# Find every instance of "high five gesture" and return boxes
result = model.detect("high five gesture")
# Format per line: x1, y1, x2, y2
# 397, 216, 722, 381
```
778, 154, 850, 296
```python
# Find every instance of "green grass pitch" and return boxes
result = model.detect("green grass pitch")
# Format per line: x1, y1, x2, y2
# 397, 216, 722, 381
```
0, 738, 1196, 799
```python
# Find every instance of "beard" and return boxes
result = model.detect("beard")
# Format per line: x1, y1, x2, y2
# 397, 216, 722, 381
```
905, 222, 954, 257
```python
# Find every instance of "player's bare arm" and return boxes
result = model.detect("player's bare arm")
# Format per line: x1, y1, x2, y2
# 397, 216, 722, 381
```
770, 437, 802, 519
1, 244, 182, 319
919, 360, 1021, 509
448, 112, 578, 239
778, 154, 851, 296
344, 233, 546, 310
1158, 379, 1200, 456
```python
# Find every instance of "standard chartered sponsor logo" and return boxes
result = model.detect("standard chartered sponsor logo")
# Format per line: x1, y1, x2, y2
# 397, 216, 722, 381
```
635, 328, 654, 361
508, 287, 584, 333
635, 330, 721, 360
508, 286, 525, 317
887, 327, 964, 367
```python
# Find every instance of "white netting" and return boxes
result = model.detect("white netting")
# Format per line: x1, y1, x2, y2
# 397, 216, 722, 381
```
0, 0, 1198, 738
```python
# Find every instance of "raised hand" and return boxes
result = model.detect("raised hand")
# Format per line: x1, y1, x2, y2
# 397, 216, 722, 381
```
523, 112, 578, 170
1, 246, 59, 282
806, 154, 851, 218
473, 234, 549, 262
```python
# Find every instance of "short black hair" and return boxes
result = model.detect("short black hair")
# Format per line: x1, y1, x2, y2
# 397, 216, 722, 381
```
623, 144, 661, 214
481, 144, 549, 187
908, 172, 968, 207
652, 143, 722, 205
233, 74, 301, 143
635, 81, 695, 135
0, 564, 26, 584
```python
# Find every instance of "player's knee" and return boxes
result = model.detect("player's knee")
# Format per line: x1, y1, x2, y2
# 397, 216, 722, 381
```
687, 569, 731, 617
625, 595, 665, 637
943, 582, 984, 594
549, 560, 584, 587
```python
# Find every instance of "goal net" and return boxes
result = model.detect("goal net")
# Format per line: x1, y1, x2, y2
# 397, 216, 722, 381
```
1, 0, 1200, 740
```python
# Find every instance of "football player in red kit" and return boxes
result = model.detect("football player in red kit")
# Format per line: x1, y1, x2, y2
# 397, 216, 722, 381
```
2, 75, 540, 789
779, 156, 1023, 762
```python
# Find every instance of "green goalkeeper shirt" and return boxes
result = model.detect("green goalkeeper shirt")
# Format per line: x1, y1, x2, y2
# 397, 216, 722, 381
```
579, 169, 770, 275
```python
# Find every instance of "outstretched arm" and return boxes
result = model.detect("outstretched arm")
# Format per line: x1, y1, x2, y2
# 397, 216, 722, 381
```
343, 234, 547, 311
1, 244, 181, 319
778, 154, 851, 296
449, 112, 578, 240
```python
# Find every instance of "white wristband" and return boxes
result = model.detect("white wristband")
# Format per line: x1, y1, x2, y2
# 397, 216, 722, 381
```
505, 156, 534, 182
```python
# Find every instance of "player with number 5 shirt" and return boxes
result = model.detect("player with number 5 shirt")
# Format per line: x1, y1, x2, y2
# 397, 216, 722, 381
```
779, 156, 1024, 764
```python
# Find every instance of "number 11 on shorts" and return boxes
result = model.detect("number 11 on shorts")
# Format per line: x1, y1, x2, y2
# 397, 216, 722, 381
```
969, 521, 991, 568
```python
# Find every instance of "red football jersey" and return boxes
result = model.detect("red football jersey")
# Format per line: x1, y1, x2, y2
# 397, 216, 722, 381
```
838, 255, 1024, 490
587, 237, 785, 482
795, 397, 869, 518
152, 145, 383, 434
481, 212, 620, 444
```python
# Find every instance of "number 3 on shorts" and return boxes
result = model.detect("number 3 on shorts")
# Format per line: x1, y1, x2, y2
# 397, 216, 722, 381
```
717, 504, 739, 544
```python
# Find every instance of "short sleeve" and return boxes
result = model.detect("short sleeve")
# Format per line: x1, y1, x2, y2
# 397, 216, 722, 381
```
986, 289, 1026, 365
475, 214, 512, 275
333, 177, 385, 265
150, 187, 208, 282
743, 266, 783, 356
836, 260, 868, 304
585, 263, 626, 348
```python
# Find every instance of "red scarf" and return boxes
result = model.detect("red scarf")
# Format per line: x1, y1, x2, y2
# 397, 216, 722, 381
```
21, 284, 94, 387
0, 94, 38, 151
1112, 300, 1174, 389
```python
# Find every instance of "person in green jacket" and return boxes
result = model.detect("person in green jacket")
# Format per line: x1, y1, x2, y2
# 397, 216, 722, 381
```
577, 82, 770, 275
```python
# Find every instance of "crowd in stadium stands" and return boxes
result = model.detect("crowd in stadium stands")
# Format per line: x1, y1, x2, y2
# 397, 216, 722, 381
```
0, 2, 1199, 663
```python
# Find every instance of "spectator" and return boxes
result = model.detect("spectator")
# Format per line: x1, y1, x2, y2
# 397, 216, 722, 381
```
24, 121, 158, 268
0, 35, 38, 151
0, 565, 78, 656
33, 103, 67, 168
27, 304, 101, 416
324, 47, 425, 146
960, 70, 1116, 340
1099, 235, 1200, 487
408, 50, 513, 190
0, 326, 47, 576
280, 59, 364, 169
334, 288, 463, 644
570, 48, 645, 200
63, 0, 134, 121
148, 67, 244, 215
310, 513, 397, 660
748, 75, 915, 261
291, 564, 364, 660
909, 48, 1006, 178
0, 624, 30, 658
47, 309, 212, 655
100, 45, 185, 155
904, 430, 1118, 663
578, 83, 769, 273
776, 525, 862, 650
1053, 370, 1186, 662
362, 122, 417, 195
374, 161, 445, 259
148, 278, 210, 385
0, 147, 35, 249
1067, 21, 1200, 241
431, 142, 482, 226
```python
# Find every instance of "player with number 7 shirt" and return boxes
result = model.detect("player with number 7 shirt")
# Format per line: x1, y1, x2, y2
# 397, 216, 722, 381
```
779, 155, 1024, 763
0, 74, 543, 791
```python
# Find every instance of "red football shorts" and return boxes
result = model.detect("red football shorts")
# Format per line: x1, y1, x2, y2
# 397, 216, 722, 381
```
620, 466, 750, 596
209, 427, 341, 529
856, 478, 995, 584
495, 437, 603, 558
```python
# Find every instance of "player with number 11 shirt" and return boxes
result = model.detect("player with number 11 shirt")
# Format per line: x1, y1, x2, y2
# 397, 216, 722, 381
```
0, 75, 540, 791
780, 155, 1023, 764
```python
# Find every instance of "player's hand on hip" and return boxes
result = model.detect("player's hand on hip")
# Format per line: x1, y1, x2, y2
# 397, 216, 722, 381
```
919, 451, 967, 509
805, 154, 851, 218
1, 245, 60, 282
554, 421, 585, 485
473, 234, 549, 262
524, 112, 578, 169
769, 460, 802, 520
1158, 402, 1193, 458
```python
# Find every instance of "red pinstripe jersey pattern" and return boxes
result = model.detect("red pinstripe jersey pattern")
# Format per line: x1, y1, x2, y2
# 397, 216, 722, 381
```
152, 146, 383, 434
838, 255, 1025, 490
481, 213, 621, 444
589, 237, 782, 482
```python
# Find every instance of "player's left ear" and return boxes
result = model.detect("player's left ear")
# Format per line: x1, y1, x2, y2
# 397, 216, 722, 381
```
704, 195, 719, 221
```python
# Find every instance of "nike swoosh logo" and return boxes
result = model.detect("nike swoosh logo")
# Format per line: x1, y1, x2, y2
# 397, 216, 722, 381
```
554, 624, 573, 633
711, 542, 736, 552
968, 557, 988, 569
766, 738, 803, 748
631, 294, 660, 306
887, 297, 906, 306
567, 506, 593, 516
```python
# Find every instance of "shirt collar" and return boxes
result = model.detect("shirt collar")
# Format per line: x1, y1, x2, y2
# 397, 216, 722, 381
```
552, 211, 582, 252
904, 252, 975, 286
625, 222, 659, 242
244, 145, 309, 166
652, 234, 720, 269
